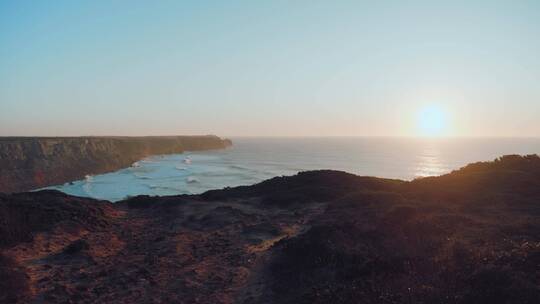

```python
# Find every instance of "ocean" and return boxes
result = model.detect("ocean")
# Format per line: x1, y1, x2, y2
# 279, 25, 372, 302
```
49, 137, 540, 201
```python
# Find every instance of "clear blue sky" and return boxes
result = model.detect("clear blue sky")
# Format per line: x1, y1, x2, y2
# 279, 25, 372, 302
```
1, 1, 539, 136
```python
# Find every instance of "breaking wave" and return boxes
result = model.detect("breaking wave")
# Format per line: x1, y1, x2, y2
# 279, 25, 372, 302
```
82, 175, 93, 195
228, 164, 251, 171
186, 176, 200, 183
133, 173, 152, 180
147, 184, 183, 191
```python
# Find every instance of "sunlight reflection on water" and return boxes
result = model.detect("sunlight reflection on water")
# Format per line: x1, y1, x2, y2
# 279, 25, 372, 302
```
48, 137, 540, 201
415, 145, 449, 178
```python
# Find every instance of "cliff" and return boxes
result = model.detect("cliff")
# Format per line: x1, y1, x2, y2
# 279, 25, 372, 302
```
0, 136, 232, 193
1, 155, 539, 303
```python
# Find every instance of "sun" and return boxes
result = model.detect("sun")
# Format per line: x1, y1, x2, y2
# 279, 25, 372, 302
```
416, 105, 449, 137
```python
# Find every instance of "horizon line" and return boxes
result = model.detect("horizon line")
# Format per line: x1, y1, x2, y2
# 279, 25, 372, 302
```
1, 135, 540, 139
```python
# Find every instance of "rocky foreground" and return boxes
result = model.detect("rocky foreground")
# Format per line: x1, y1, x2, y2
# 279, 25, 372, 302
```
0, 135, 232, 193
1, 155, 540, 303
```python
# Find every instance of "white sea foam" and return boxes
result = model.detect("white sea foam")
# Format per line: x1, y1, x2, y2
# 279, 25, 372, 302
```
133, 173, 152, 180
147, 184, 182, 191
229, 164, 250, 171
82, 177, 93, 195
186, 176, 199, 183
51, 138, 540, 202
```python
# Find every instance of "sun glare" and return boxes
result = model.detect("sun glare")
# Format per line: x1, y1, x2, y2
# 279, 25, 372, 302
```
416, 105, 449, 137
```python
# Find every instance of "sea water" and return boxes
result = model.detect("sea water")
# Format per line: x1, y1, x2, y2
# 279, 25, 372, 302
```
48, 137, 540, 201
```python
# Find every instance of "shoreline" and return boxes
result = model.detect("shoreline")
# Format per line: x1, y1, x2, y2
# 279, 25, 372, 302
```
1, 155, 539, 302
0, 136, 232, 193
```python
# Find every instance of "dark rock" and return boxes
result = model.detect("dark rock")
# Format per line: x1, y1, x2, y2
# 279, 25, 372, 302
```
63, 240, 90, 255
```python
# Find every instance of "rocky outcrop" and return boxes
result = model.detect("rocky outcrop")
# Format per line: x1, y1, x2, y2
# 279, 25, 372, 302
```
1, 155, 539, 303
0, 136, 231, 193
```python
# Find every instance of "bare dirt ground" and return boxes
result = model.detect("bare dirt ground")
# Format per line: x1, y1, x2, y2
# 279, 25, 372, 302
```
1, 155, 540, 303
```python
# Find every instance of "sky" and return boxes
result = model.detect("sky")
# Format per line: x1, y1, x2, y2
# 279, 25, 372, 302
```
1, 0, 540, 137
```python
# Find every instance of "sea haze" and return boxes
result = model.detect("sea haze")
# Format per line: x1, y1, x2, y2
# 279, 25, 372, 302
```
48, 137, 540, 201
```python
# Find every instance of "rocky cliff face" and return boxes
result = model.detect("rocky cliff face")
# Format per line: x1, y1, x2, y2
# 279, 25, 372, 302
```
0, 136, 231, 193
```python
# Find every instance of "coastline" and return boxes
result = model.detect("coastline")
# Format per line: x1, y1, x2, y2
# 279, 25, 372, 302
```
1, 155, 539, 303
0, 136, 232, 193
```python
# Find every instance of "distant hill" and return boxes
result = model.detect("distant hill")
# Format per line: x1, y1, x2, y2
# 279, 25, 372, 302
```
1, 155, 539, 303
